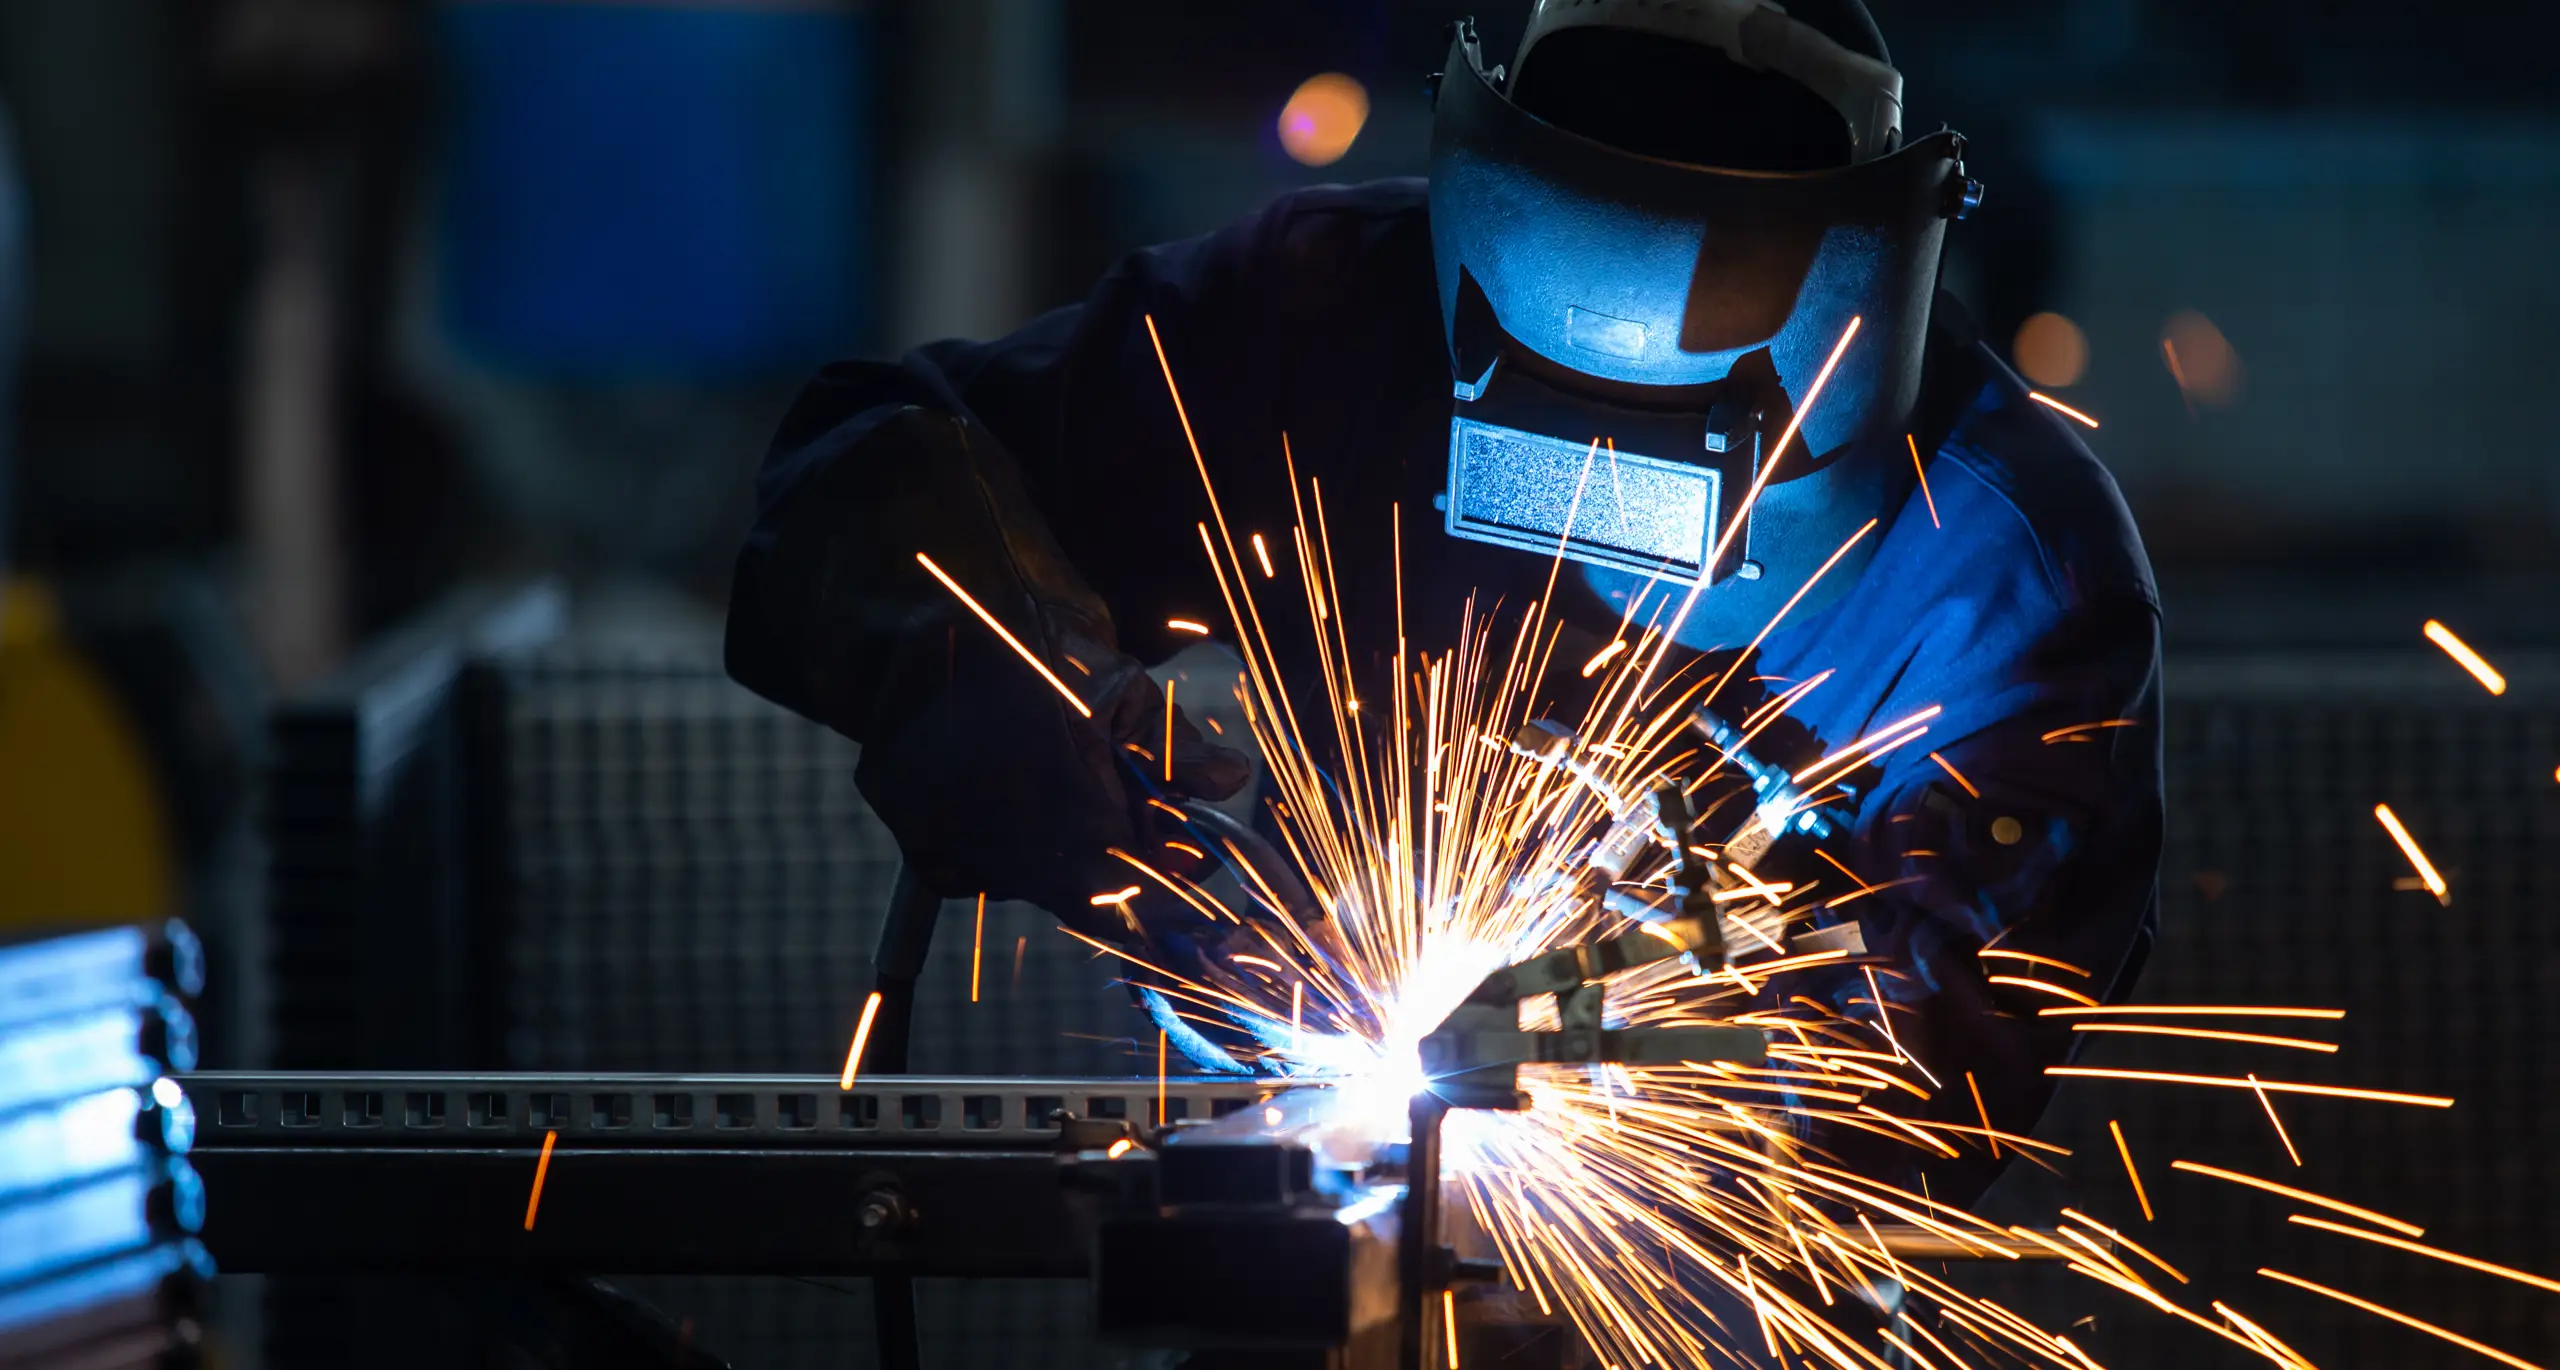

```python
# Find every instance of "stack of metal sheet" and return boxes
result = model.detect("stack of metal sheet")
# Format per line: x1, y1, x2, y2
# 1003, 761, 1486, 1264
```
1957, 653, 2560, 1368
0, 922, 214, 1369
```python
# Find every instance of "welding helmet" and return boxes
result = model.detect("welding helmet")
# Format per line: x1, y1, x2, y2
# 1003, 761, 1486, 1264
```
1429, 1, 1980, 641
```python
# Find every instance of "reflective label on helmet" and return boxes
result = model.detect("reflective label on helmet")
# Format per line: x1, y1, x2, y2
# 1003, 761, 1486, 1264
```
1564, 306, 1650, 361
1443, 418, 1717, 583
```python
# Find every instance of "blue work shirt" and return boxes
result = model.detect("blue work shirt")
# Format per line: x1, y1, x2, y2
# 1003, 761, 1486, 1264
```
728, 180, 2163, 1206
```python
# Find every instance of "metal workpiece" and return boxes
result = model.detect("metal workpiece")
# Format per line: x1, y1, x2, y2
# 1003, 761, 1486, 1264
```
177, 1072, 1281, 1148
177, 1072, 1287, 1278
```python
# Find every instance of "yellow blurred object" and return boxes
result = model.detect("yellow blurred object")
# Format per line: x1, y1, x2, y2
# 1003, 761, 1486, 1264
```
1279, 73, 1369, 167
0, 579, 176, 929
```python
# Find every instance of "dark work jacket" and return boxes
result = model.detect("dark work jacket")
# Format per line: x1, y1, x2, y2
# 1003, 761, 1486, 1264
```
727, 179, 2163, 1207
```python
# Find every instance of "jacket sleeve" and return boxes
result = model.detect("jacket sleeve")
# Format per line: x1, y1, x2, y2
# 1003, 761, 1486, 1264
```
722, 209, 1284, 907
725, 209, 1287, 736
1785, 591, 2164, 1208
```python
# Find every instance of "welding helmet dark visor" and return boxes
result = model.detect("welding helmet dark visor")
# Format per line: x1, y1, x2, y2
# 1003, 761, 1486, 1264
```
1428, 21, 1974, 640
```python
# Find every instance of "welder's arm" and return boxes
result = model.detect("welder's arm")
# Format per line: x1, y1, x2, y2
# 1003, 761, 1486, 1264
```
724, 401, 1246, 925
1779, 595, 2164, 1206
724, 211, 1287, 923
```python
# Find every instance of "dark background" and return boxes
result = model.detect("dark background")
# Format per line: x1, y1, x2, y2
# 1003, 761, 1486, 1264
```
0, 2, 2553, 1368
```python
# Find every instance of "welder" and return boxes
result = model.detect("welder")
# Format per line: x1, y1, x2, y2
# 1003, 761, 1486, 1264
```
726, 0, 2160, 1253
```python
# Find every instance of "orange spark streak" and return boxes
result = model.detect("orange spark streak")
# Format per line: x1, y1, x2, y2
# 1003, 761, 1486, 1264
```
2289, 1215, 2560, 1296
2172, 1161, 2425, 1237
1979, 949, 2091, 977
2041, 1005, 2344, 1020
1443, 1289, 1461, 1369
2030, 392, 2100, 428
1928, 750, 1979, 797
2109, 1120, 2154, 1222
2247, 1074, 2304, 1167
1966, 1072, 1998, 1159
2039, 718, 2140, 744
1907, 434, 1939, 529
1107, 1137, 1136, 1158
2214, 1303, 2314, 1370
2056, 1068, 2451, 1108
970, 893, 986, 1003
1707, 317, 1862, 576
2060, 1208, 2185, 1283
1987, 975, 2101, 1007
1251, 532, 1275, 578
1089, 886, 1142, 906
2258, 1269, 2544, 1370
1580, 639, 1629, 678
523, 1129, 558, 1231
914, 552, 1092, 718
1011, 936, 1025, 991
1157, 1029, 1169, 1125
1164, 678, 1176, 783
2423, 620, 2507, 694
2374, 803, 2450, 904
1167, 618, 1211, 635
1792, 703, 1940, 784
2071, 1023, 2337, 1053
838, 991, 884, 1090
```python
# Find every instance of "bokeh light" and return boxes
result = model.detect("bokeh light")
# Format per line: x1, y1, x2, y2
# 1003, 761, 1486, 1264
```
2012, 311, 2090, 388
1278, 73, 1369, 167
2162, 309, 2244, 407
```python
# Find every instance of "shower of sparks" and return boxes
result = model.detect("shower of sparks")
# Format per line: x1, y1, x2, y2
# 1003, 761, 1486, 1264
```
838, 992, 883, 1091
915, 551, 1094, 719
2029, 391, 2101, 428
2373, 803, 2450, 905
522, 1129, 558, 1231
2422, 619, 2507, 695
1058, 312, 2515, 1370
2258, 1269, 2546, 1370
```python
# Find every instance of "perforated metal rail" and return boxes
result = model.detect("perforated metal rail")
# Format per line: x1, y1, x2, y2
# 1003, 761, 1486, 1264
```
181, 1072, 1282, 1148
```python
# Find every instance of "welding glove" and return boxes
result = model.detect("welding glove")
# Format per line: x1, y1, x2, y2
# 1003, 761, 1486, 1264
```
727, 404, 1252, 928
